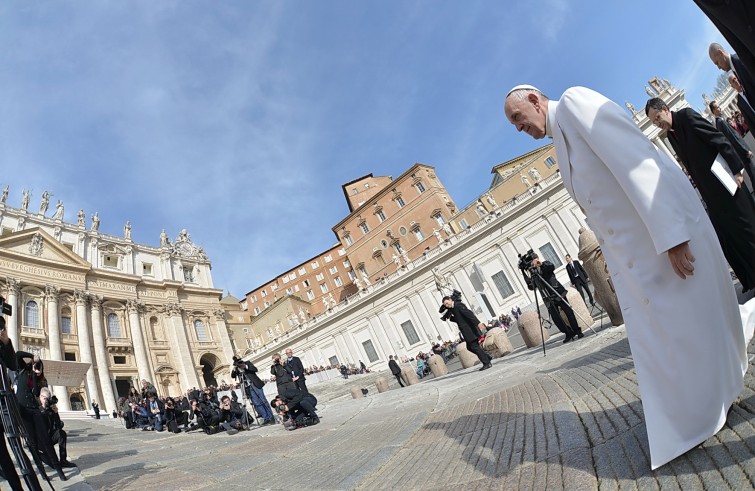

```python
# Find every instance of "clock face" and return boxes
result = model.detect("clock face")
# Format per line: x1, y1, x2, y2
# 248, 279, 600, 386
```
178, 242, 193, 255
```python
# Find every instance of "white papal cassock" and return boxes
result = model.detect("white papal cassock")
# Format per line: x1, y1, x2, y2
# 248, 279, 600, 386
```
548, 86, 749, 469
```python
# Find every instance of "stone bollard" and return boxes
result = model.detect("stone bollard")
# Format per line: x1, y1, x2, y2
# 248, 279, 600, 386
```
400, 366, 419, 385
375, 377, 389, 393
560, 287, 594, 332
517, 310, 551, 347
455, 343, 480, 368
350, 386, 364, 399
427, 354, 448, 377
482, 327, 513, 358
578, 227, 624, 326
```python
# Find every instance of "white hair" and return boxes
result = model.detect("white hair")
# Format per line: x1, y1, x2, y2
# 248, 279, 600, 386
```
40, 387, 52, 398
506, 87, 548, 102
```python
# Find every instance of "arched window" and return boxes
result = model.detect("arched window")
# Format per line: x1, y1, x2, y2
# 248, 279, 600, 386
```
194, 319, 208, 342
107, 313, 122, 338
61, 307, 72, 334
25, 301, 39, 328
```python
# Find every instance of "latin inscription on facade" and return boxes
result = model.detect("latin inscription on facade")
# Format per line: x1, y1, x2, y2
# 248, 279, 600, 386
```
87, 279, 136, 293
0, 259, 85, 283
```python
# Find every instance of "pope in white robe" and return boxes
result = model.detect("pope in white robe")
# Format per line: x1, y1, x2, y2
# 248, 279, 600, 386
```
504, 85, 749, 469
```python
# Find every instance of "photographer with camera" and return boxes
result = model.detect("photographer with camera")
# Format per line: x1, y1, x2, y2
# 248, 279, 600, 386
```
164, 397, 189, 433
218, 395, 251, 433
270, 353, 297, 393
521, 251, 583, 343
276, 388, 320, 427
231, 355, 275, 425
145, 392, 165, 432
39, 388, 75, 469
15, 352, 67, 480
440, 292, 493, 371
191, 396, 220, 434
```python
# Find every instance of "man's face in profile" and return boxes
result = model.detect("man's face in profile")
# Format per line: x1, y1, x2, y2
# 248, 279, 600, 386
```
505, 93, 548, 140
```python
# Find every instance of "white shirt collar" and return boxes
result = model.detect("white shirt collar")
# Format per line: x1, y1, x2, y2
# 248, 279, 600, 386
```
546, 99, 558, 138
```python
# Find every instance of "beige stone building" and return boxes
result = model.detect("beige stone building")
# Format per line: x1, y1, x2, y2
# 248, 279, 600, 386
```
0, 195, 233, 414
332, 164, 457, 284
450, 144, 559, 233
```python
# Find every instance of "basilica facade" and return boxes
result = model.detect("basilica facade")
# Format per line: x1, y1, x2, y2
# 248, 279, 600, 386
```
0, 194, 233, 413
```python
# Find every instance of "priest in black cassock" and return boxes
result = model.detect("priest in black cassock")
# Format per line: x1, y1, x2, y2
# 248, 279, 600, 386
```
646, 98, 755, 292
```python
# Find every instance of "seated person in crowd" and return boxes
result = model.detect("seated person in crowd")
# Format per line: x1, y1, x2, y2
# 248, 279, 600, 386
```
132, 401, 150, 429
164, 397, 189, 432
146, 392, 165, 432
117, 397, 134, 429
218, 395, 251, 430
191, 397, 220, 431
39, 388, 76, 468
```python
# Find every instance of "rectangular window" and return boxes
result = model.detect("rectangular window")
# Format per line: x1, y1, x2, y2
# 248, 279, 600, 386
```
303, 279, 310, 287
311, 261, 319, 269
241, 301, 248, 310
459, 218, 469, 229
294, 285, 300, 292
328, 355, 339, 367
416, 182, 426, 193
64, 352, 76, 361
539, 242, 562, 268
183, 268, 194, 283
264, 301, 270, 308
261, 290, 267, 298
338, 249, 346, 256
282, 277, 289, 284
299, 267, 307, 275
104, 255, 119, 268
377, 210, 386, 222
344, 235, 353, 246
286, 288, 293, 295
400, 320, 421, 345
348, 270, 356, 280
61, 316, 72, 334
246, 339, 254, 348
360, 222, 370, 234
320, 283, 329, 293
306, 290, 315, 300
362, 339, 379, 363
325, 254, 332, 262
544, 156, 556, 168
492, 271, 515, 299
414, 228, 424, 241
254, 307, 261, 315
329, 266, 338, 274
252, 294, 257, 302
316, 273, 324, 281
434, 214, 445, 226
271, 284, 278, 291
113, 355, 127, 365
396, 196, 405, 208
142, 263, 153, 276
334, 276, 343, 287
343, 260, 350, 268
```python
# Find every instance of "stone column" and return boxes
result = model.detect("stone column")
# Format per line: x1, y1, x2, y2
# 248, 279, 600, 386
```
165, 302, 201, 390
90, 295, 116, 413
126, 299, 151, 384
5, 278, 20, 350
213, 308, 235, 366
74, 289, 101, 408
44, 285, 70, 411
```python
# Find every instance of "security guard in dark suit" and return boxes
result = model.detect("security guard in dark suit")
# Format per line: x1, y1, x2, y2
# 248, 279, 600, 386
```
441, 295, 492, 371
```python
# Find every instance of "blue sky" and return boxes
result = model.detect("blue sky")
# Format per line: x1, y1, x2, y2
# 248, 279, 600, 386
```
0, 1, 729, 298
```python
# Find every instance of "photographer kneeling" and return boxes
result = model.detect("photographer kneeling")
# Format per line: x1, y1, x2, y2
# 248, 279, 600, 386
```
524, 252, 582, 343
39, 388, 75, 468
191, 397, 220, 433
276, 387, 319, 426
218, 395, 250, 433
164, 397, 189, 433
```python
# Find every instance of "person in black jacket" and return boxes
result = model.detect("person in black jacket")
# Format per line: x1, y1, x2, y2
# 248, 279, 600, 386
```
564, 254, 594, 306
277, 387, 319, 425
0, 320, 23, 490
270, 353, 297, 392
232, 355, 275, 425
526, 255, 583, 343
285, 348, 308, 393
710, 100, 755, 196
39, 388, 75, 468
440, 296, 493, 370
15, 352, 67, 481
646, 98, 755, 292
388, 356, 404, 387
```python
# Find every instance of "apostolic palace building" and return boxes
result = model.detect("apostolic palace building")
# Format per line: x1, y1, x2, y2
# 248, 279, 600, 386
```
0, 195, 233, 413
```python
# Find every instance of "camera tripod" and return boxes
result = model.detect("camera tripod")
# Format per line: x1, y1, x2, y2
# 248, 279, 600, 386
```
236, 375, 262, 428
528, 269, 598, 356
0, 360, 52, 490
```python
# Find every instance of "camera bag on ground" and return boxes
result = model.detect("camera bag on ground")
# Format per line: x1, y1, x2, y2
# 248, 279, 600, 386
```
203, 425, 219, 435
167, 420, 180, 434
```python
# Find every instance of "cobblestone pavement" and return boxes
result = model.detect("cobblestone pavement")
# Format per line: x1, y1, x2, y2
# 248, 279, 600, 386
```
51, 323, 755, 491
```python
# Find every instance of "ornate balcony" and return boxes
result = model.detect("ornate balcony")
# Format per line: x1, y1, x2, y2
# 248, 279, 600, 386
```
20, 326, 46, 341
